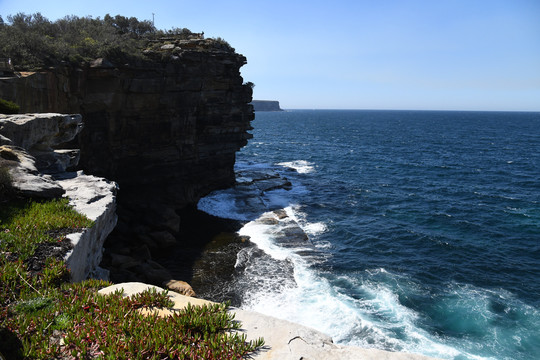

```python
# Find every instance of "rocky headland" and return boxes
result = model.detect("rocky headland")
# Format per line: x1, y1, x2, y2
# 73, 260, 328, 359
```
250, 100, 284, 111
0, 37, 439, 359
0, 37, 253, 286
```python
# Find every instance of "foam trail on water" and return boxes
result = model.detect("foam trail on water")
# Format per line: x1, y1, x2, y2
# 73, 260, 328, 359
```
277, 160, 315, 174
197, 189, 251, 221
236, 207, 493, 360
285, 205, 327, 236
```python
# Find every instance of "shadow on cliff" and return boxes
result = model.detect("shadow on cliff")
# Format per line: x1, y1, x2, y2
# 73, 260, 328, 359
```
156, 206, 250, 303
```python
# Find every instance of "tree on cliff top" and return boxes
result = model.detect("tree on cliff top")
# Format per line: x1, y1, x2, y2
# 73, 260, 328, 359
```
0, 13, 198, 70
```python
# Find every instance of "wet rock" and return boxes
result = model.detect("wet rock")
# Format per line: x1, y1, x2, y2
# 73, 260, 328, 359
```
273, 209, 288, 219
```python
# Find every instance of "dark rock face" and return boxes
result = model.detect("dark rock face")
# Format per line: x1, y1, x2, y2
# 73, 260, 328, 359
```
0, 38, 253, 221
0, 39, 254, 285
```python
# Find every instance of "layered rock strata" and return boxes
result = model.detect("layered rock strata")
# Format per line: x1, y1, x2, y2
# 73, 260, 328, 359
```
0, 38, 254, 284
0, 113, 117, 281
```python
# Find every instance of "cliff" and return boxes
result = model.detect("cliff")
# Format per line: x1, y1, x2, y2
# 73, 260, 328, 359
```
0, 38, 254, 283
251, 100, 283, 111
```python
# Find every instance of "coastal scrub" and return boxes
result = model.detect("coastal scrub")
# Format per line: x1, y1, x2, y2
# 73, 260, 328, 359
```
0, 197, 264, 359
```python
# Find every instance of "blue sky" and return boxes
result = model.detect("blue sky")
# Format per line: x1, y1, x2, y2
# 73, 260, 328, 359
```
1, 0, 539, 111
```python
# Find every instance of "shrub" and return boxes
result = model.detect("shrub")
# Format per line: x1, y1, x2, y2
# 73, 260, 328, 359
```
0, 198, 264, 359
0, 98, 19, 114
0, 13, 232, 70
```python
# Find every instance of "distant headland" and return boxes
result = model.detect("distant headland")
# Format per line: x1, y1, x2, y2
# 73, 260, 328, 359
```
250, 100, 284, 112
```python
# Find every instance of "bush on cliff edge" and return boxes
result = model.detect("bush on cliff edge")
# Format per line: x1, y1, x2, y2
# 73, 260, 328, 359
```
0, 98, 19, 114
0, 13, 205, 70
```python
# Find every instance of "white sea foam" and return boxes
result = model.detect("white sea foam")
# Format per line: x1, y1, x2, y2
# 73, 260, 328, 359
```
277, 160, 315, 174
238, 215, 490, 360
197, 189, 250, 220
284, 205, 327, 236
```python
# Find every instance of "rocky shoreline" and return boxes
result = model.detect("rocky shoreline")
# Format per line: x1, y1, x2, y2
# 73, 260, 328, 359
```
1, 113, 440, 360
100, 282, 440, 360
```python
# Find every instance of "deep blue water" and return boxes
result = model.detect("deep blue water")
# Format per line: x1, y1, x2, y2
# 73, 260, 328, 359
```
202, 110, 540, 360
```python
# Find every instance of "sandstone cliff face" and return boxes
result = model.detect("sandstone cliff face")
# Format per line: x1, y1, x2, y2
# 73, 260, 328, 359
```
0, 38, 254, 283
0, 38, 253, 233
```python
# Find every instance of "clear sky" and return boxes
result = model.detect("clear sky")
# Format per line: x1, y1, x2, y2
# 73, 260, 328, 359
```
1, 0, 539, 111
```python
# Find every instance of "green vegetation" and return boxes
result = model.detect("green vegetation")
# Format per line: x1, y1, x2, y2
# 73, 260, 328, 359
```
0, 197, 264, 359
0, 13, 200, 70
0, 98, 20, 114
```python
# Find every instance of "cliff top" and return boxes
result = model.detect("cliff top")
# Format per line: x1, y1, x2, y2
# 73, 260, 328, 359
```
0, 13, 238, 71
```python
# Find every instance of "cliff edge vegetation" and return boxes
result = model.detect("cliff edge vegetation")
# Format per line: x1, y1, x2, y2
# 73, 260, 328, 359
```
0, 200, 263, 359
0, 13, 228, 70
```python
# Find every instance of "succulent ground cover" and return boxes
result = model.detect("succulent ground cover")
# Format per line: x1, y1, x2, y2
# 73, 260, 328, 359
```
0, 197, 264, 359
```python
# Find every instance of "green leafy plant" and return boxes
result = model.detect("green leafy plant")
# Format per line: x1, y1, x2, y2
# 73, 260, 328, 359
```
0, 98, 19, 114
1, 197, 264, 359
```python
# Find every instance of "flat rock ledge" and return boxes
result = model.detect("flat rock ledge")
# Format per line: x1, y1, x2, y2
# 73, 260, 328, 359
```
1, 113, 118, 281
99, 282, 440, 360
58, 171, 118, 282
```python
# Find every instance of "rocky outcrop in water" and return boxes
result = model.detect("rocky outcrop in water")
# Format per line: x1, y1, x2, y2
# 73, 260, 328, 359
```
0, 113, 117, 281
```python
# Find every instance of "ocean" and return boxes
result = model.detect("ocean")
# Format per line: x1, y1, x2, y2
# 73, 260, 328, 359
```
198, 110, 540, 360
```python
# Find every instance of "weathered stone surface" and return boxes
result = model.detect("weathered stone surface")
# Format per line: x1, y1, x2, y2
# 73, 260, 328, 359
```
163, 279, 196, 297
0, 145, 65, 198
0, 113, 86, 198
0, 113, 82, 151
58, 171, 118, 281
0, 134, 12, 145
98, 283, 440, 360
